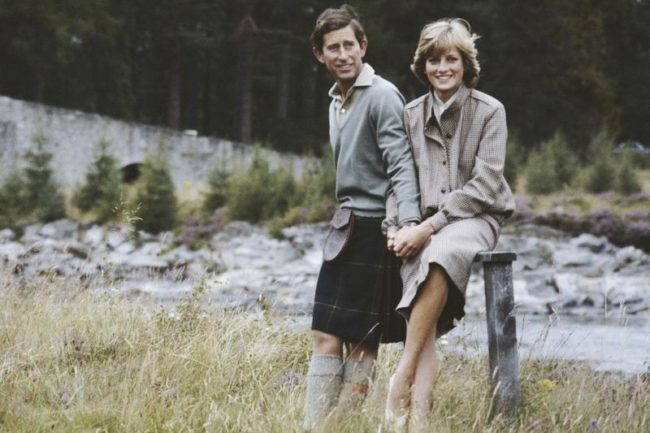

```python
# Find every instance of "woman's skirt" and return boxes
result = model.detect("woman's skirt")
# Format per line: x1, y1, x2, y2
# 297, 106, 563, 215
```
311, 218, 406, 344
398, 215, 500, 336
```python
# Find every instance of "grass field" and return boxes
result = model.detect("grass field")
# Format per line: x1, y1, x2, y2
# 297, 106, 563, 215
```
0, 270, 648, 433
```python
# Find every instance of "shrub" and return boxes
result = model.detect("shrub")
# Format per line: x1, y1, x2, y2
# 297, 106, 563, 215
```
525, 132, 578, 194
22, 134, 67, 222
133, 150, 178, 234
73, 139, 122, 223
504, 137, 525, 191
283, 151, 337, 224
226, 151, 298, 223
299, 151, 336, 207
583, 157, 615, 193
525, 148, 557, 194
614, 150, 642, 195
202, 164, 230, 214
547, 133, 577, 187
0, 172, 28, 228
582, 129, 616, 193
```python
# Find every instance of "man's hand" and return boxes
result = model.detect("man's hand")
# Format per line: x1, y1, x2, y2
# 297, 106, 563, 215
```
393, 223, 434, 258
387, 229, 397, 251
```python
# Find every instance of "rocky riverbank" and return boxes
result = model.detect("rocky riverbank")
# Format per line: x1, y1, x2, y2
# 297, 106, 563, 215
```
512, 193, 650, 252
1, 218, 648, 318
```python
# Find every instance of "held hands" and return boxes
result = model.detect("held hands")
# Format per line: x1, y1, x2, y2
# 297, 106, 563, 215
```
390, 223, 434, 258
386, 225, 399, 251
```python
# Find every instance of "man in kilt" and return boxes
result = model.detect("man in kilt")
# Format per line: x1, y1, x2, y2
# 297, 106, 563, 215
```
304, 5, 421, 429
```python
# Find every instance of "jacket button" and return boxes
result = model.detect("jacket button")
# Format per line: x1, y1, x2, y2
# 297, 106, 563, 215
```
442, 160, 447, 165
445, 133, 452, 139
441, 188, 446, 193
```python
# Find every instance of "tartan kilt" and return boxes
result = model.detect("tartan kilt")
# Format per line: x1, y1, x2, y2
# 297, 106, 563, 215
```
311, 218, 406, 344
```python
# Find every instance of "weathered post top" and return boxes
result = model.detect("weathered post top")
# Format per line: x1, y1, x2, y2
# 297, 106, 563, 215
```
475, 251, 517, 263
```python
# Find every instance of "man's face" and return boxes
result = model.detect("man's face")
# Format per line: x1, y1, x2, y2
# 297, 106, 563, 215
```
314, 25, 367, 93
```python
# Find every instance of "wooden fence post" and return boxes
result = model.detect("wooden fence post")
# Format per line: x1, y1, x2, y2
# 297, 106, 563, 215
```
475, 251, 520, 419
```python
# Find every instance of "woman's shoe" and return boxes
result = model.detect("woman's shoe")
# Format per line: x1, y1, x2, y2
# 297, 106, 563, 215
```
384, 375, 408, 433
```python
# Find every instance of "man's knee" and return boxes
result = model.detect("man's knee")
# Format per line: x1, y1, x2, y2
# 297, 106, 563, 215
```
312, 330, 343, 355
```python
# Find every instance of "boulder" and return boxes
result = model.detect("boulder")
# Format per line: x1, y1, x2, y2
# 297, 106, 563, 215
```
83, 225, 105, 246
39, 219, 80, 240
615, 246, 648, 269
0, 228, 15, 242
569, 233, 610, 253
0, 242, 27, 262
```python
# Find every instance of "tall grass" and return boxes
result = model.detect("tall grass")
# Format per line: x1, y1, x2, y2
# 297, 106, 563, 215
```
0, 269, 648, 432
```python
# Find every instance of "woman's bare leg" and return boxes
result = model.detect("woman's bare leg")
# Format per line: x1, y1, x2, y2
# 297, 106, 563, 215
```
409, 324, 440, 430
386, 264, 449, 419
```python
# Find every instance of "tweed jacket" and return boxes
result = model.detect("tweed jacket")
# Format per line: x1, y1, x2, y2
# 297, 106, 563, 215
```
386, 84, 515, 231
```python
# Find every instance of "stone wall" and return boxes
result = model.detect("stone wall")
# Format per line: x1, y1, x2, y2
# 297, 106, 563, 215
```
0, 95, 318, 189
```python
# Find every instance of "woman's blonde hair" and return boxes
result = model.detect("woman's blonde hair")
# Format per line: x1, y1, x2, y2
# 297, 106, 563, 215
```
410, 18, 480, 88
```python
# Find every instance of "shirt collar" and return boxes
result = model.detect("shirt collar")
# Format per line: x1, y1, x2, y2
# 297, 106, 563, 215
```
432, 89, 459, 111
426, 84, 471, 124
328, 63, 375, 99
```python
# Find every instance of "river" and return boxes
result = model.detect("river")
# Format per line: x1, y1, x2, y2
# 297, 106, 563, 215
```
443, 314, 650, 375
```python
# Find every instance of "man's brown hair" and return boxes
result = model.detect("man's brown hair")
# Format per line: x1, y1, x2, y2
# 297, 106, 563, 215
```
310, 4, 366, 52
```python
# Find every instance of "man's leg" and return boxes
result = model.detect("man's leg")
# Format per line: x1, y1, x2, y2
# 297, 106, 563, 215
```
336, 341, 378, 415
303, 331, 344, 430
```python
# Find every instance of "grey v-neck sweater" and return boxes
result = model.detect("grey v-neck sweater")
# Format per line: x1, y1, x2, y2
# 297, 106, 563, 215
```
328, 65, 421, 223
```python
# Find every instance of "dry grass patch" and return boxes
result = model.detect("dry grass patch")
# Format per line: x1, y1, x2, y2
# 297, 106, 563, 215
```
0, 272, 648, 432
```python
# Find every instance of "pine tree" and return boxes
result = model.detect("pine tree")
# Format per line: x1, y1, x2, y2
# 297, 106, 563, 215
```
583, 129, 616, 193
524, 132, 578, 194
525, 148, 556, 194
23, 134, 67, 222
202, 163, 230, 214
615, 151, 641, 195
74, 139, 122, 223
0, 172, 28, 228
226, 151, 274, 223
133, 150, 178, 234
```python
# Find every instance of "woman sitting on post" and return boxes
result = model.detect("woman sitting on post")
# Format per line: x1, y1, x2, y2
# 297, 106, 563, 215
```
383, 18, 515, 431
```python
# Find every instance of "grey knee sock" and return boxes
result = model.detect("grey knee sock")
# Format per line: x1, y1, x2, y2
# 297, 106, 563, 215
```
338, 357, 376, 412
303, 354, 343, 430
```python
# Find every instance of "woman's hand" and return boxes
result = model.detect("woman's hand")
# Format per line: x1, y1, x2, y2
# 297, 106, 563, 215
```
393, 223, 434, 258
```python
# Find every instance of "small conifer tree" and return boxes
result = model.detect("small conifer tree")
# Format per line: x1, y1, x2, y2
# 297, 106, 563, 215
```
23, 134, 66, 222
545, 132, 577, 188
583, 129, 616, 193
202, 164, 230, 214
615, 151, 642, 195
0, 172, 29, 227
133, 150, 178, 234
226, 152, 274, 223
226, 151, 298, 223
265, 168, 297, 220
74, 139, 122, 223
524, 132, 578, 194
525, 148, 557, 194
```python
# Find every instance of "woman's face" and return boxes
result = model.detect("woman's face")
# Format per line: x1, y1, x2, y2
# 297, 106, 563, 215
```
425, 47, 464, 102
